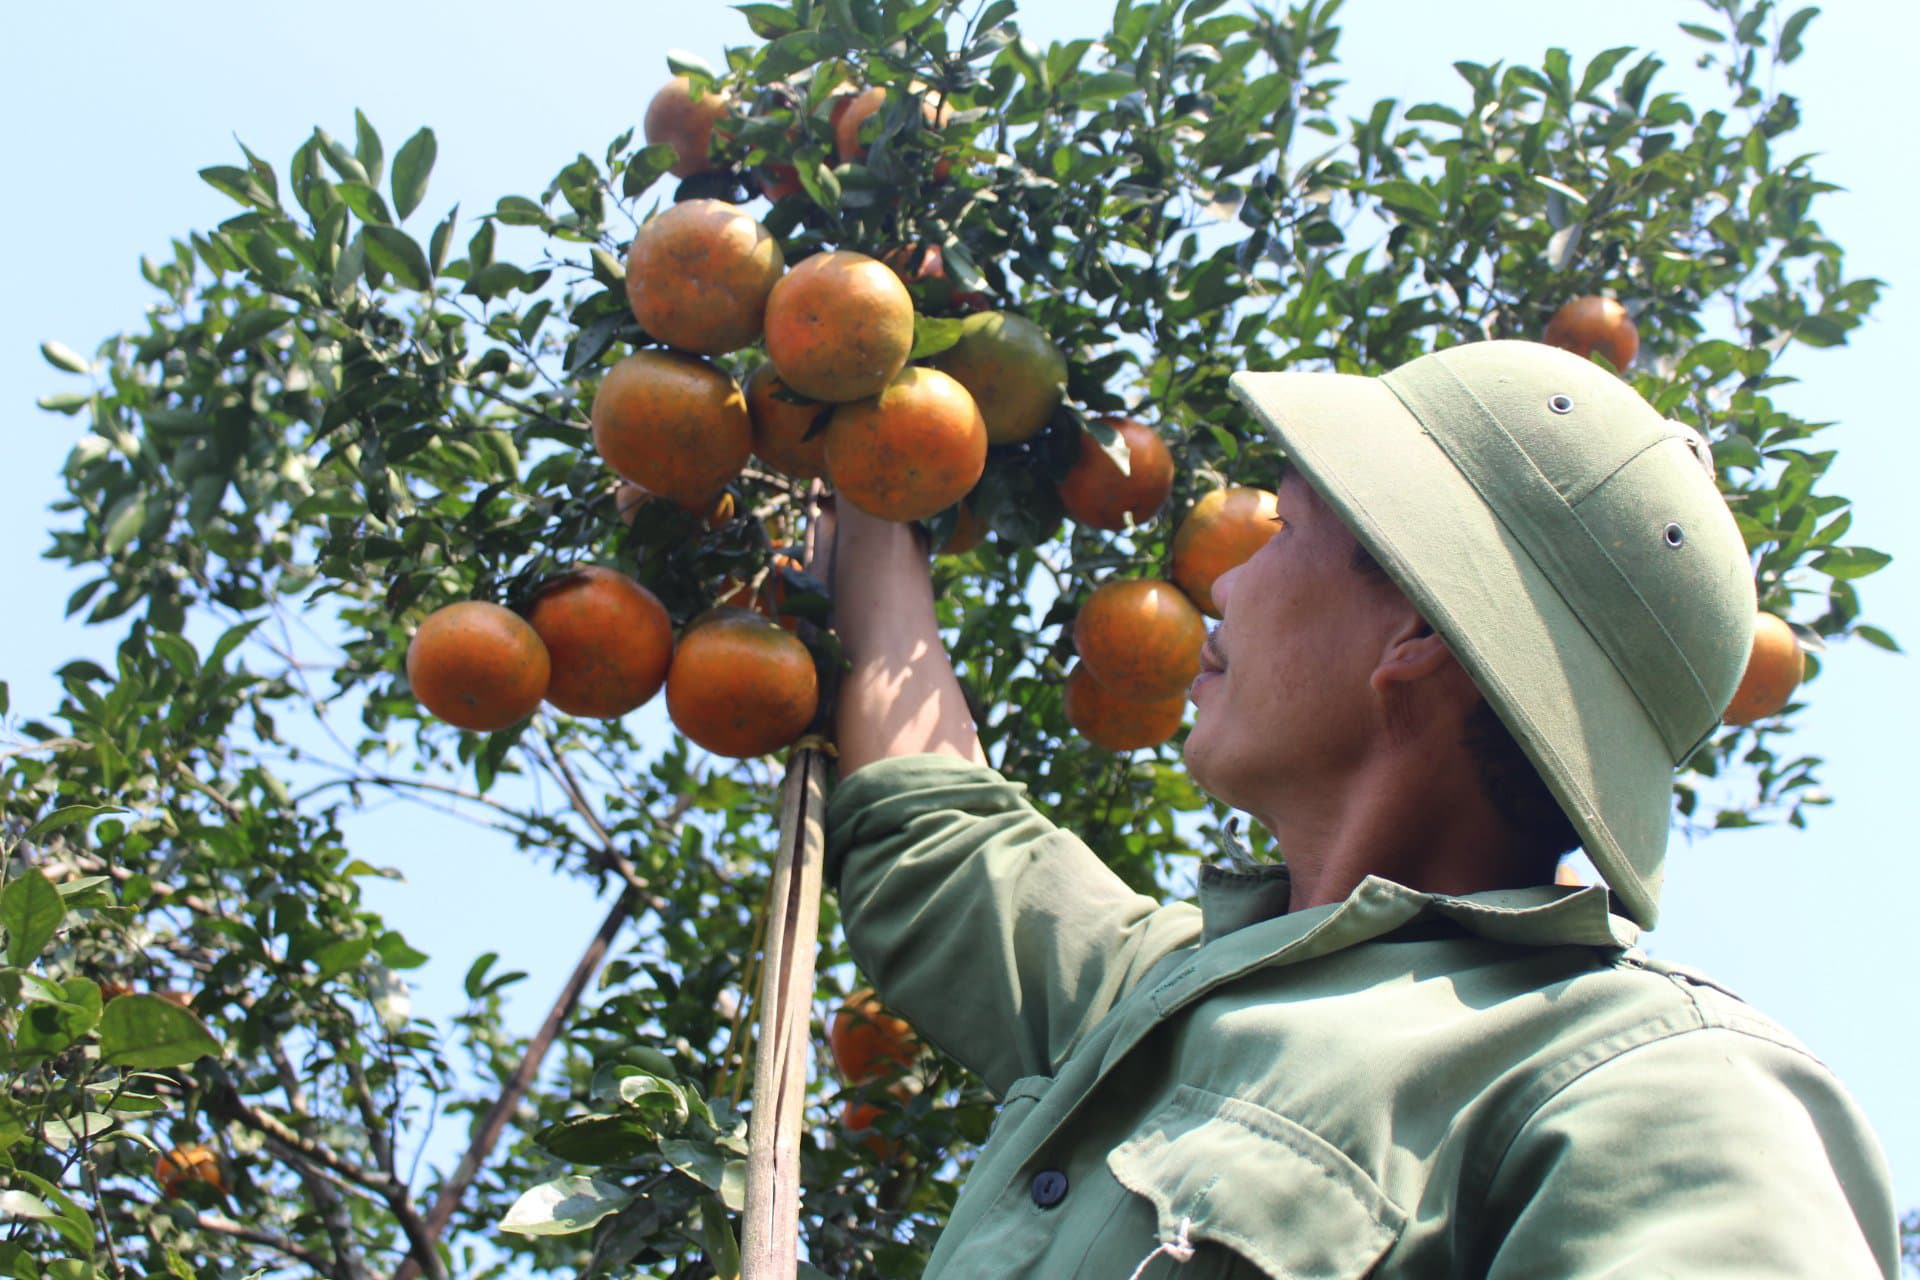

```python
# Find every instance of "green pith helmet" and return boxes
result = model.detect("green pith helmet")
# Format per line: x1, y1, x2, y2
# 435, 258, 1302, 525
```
1229, 340, 1756, 928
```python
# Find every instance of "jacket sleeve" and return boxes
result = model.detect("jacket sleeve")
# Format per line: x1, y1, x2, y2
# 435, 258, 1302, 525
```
1479, 1025, 1899, 1278
824, 754, 1203, 1097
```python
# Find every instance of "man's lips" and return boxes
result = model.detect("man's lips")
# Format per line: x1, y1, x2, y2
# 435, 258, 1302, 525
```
1199, 632, 1226, 675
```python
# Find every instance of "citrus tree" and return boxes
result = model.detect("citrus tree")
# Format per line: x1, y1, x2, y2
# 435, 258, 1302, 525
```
2, 0, 1892, 1275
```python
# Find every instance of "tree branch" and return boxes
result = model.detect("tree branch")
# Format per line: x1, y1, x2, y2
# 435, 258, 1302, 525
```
197, 1212, 335, 1271
391, 890, 632, 1280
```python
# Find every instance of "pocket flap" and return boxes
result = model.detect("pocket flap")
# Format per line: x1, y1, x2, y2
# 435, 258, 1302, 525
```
1107, 1085, 1405, 1279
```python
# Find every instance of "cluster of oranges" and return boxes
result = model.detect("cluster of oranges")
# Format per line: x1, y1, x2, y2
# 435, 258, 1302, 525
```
407, 568, 818, 759
404, 72, 1804, 755
827, 989, 919, 1162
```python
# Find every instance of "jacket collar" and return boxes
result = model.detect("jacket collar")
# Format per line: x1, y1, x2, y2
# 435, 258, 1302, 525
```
1195, 863, 1638, 951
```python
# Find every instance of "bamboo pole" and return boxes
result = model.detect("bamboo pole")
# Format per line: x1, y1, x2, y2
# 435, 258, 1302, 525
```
739, 744, 829, 1277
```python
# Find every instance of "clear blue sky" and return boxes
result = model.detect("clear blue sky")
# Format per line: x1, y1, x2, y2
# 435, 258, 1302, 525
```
5, 0, 1915, 1215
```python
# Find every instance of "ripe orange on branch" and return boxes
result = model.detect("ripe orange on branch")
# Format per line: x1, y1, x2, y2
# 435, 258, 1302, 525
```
827, 366, 987, 522
929, 311, 1067, 445
1058, 418, 1175, 530
829, 989, 918, 1084
764, 250, 915, 402
665, 608, 818, 758
1063, 663, 1187, 752
745, 362, 830, 481
625, 199, 784, 356
643, 76, 733, 178
526, 567, 674, 719
840, 1100, 903, 1161
592, 350, 751, 506
407, 601, 550, 732
1543, 295, 1638, 371
1722, 611, 1805, 725
1170, 486, 1281, 618
1073, 578, 1206, 702
155, 1145, 225, 1199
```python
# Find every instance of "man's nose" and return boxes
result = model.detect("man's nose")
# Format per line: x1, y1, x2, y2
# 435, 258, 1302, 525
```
1211, 564, 1240, 613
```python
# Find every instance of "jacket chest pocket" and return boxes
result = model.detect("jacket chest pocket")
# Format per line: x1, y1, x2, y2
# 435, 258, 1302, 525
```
1104, 1085, 1405, 1279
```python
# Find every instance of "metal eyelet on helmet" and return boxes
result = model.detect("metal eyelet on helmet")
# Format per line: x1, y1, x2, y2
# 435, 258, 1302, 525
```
1548, 394, 1574, 415
1663, 523, 1685, 548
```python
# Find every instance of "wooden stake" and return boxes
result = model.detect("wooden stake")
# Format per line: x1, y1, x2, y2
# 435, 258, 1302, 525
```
740, 744, 829, 1277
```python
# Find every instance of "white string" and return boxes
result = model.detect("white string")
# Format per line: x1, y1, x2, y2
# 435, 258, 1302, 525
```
1124, 1215, 1196, 1279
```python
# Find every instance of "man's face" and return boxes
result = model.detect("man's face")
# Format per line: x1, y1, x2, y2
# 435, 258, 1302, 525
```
1182, 470, 1413, 826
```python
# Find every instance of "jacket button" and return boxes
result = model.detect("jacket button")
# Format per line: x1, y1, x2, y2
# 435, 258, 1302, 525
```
1030, 1168, 1069, 1208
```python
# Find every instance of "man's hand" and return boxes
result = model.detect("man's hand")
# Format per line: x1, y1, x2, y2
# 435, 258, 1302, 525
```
810, 496, 987, 776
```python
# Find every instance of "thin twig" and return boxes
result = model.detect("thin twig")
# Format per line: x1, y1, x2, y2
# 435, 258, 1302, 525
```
196, 1213, 335, 1270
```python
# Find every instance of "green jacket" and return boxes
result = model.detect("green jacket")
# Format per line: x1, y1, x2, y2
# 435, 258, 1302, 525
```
826, 756, 1897, 1278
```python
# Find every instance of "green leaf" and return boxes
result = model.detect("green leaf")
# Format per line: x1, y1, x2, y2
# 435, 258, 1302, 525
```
354, 109, 385, 182
0, 1191, 57, 1222
41, 1112, 115, 1151
1853, 624, 1901, 653
312, 936, 373, 980
666, 49, 721, 82
494, 195, 548, 226
24, 804, 124, 842
365, 226, 432, 289
392, 127, 438, 220
909, 314, 968, 360
40, 340, 89, 374
1779, 6, 1819, 62
1811, 546, 1891, 580
216, 308, 295, 357
103, 495, 147, 555
735, 3, 799, 38
3, 869, 66, 966
37, 391, 90, 414
1366, 179, 1440, 223
623, 144, 679, 198
375, 931, 430, 969
98, 994, 220, 1068
498, 1175, 634, 1236
661, 1139, 747, 1211
337, 180, 394, 225
699, 1194, 741, 1277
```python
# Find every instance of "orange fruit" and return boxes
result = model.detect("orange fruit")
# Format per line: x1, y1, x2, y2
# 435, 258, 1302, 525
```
526, 567, 674, 719
592, 350, 751, 506
1170, 486, 1281, 618
665, 609, 819, 757
719, 549, 805, 630
840, 1100, 902, 1161
407, 601, 551, 732
644, 76, 732, 178
1058, 418, 1176, 530
614, 479, 735, 531
937, 502, 986, 556
625, 199, 784, 356
745, 362, 831, 480
1062, 663, 1187, 752
1722, 611, 1805, 726
1553, 861, 1586, 888
1072, 578, 1206, 703
155, 1145, 225, 1199
833, 85, 954, 179
928, 311, 1067, 445
829, 989, 917, 1084
1543, 296, 1638, 371
764, 250, 915, 402
826, 367, 988, 522
98, 980, 135, 1002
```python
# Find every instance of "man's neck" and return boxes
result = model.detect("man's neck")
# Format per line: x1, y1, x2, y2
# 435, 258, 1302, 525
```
1257, 747, 1532, 914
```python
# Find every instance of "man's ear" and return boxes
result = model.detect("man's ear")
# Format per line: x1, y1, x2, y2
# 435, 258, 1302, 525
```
1369, 611, 1458, 695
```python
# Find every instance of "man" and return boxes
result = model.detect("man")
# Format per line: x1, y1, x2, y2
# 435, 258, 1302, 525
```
819, 341, 1897, 1276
